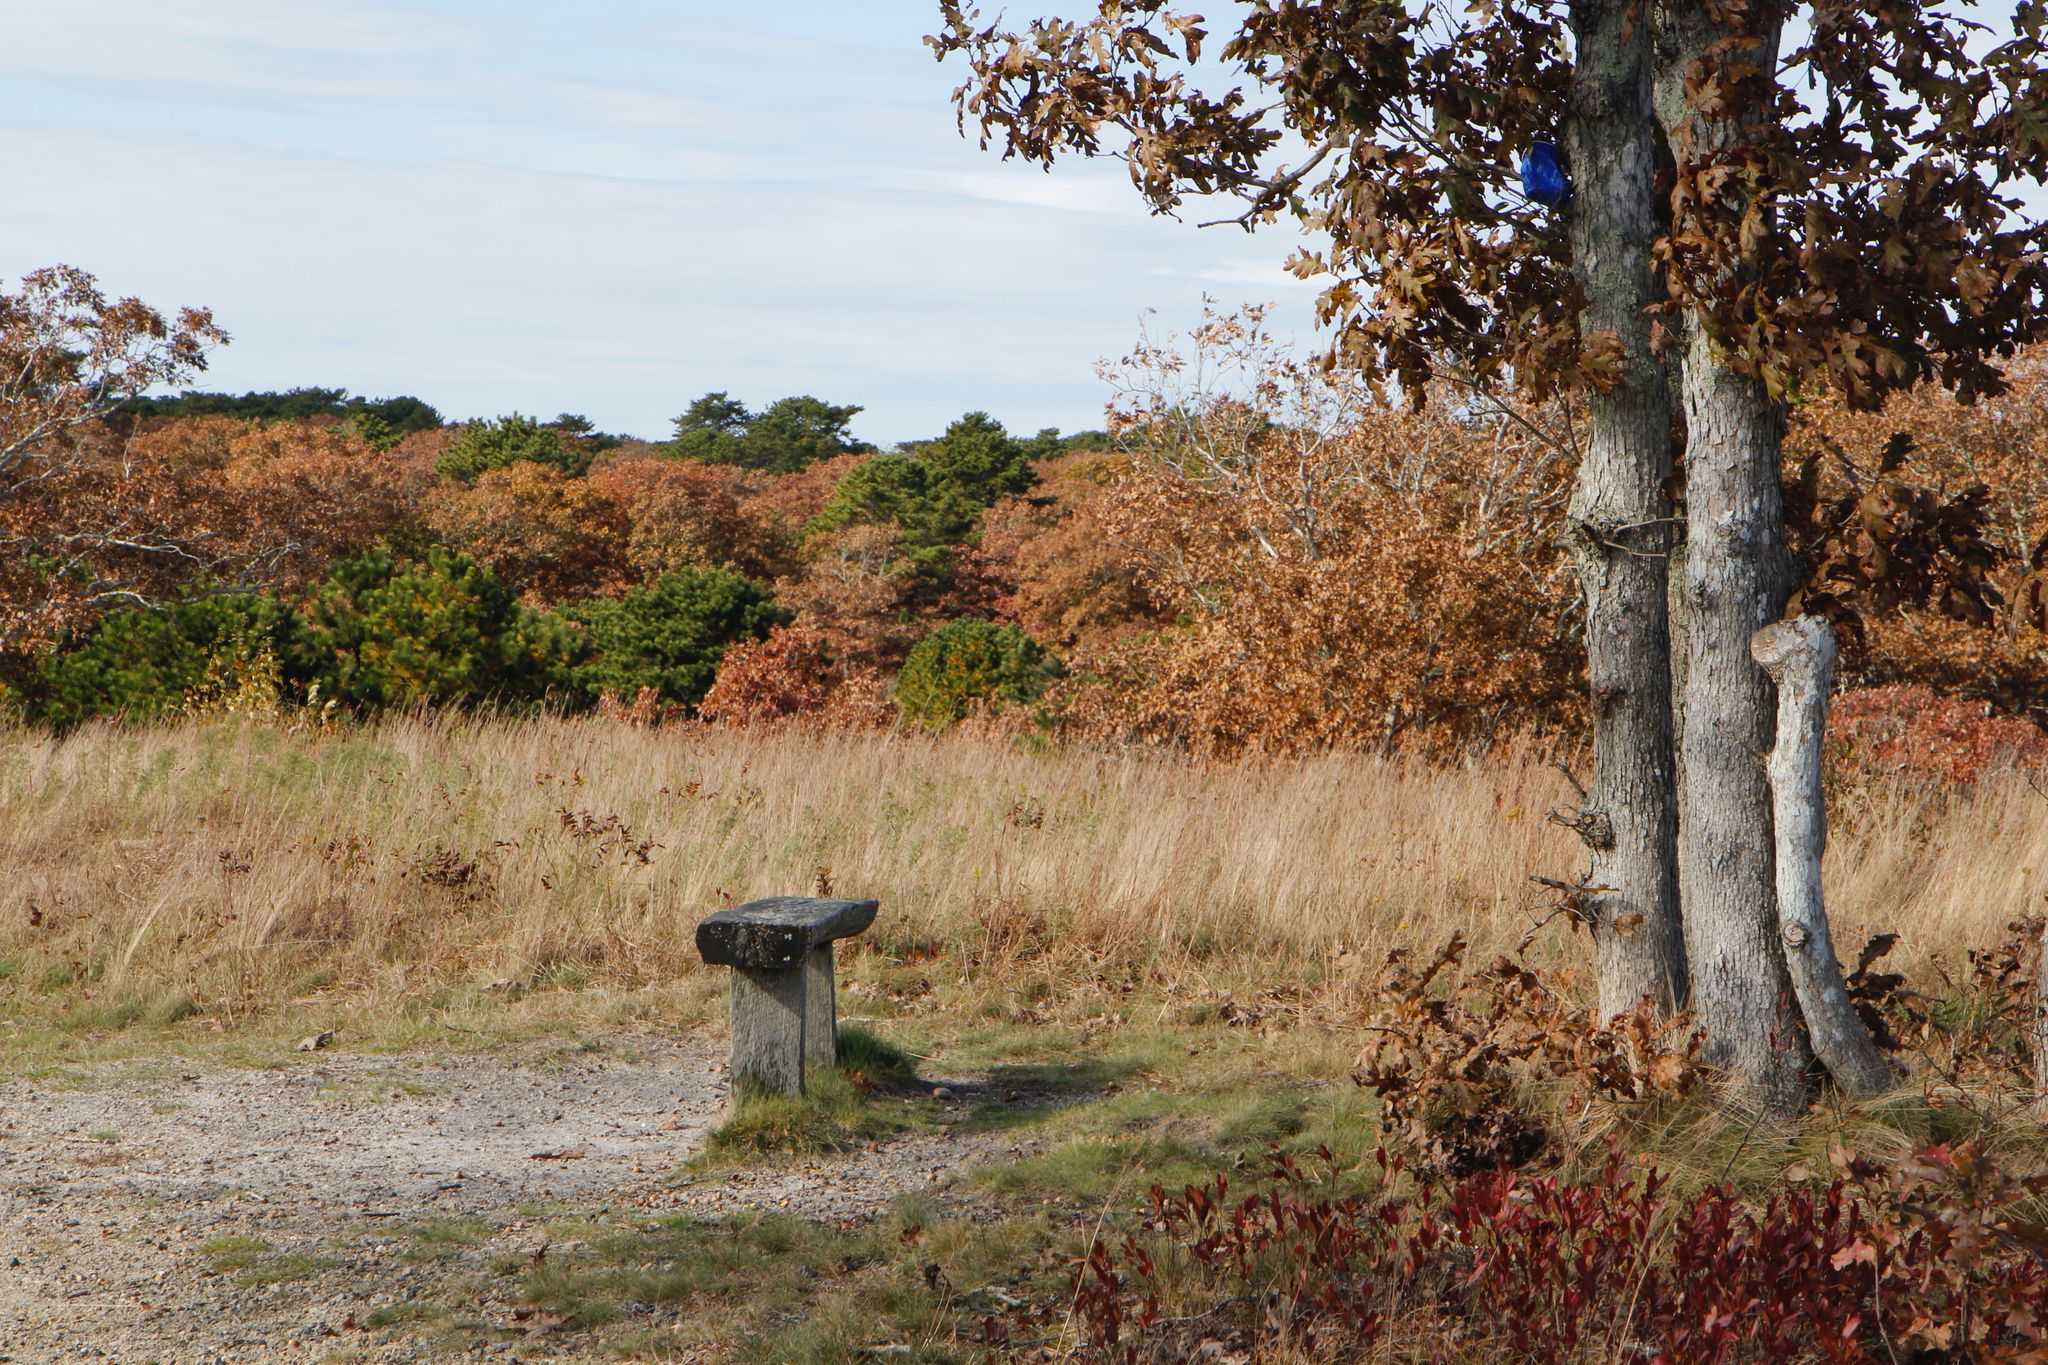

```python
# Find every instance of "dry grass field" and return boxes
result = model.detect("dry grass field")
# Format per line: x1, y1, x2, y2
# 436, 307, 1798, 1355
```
1, 713, 2037, 1040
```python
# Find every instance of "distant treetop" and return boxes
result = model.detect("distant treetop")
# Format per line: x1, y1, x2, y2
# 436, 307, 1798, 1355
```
125, 387, 443, 442
1025, 426, 1109, 459
547, 412, 627, 452
435, 413, 589, 483
665, 392, 874, 473
807, 410, 1045, 566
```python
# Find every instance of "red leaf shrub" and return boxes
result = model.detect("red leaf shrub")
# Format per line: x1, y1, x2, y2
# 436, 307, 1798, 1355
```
697, 624, 891, 730
1025, 1142, 2048, 1363
1830, 684, 2048, 785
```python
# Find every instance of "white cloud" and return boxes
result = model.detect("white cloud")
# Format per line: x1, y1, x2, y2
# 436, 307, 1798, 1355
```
1166, 261, 1323, 291
0, 0, 476, 100
875, 167, 1146, 217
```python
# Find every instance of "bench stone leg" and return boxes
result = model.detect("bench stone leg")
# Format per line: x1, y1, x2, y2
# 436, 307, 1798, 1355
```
803, 943, 837, 1073
729, 944, 838, 1097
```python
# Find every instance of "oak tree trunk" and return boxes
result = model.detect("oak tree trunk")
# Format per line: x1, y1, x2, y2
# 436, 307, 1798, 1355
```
1655, 0, 1815, 1112
2035, 915, 2048, 1099
1752, 617, 1897, 1095
1566, 0, 1686, 1020
1668, 325, 1815, 1109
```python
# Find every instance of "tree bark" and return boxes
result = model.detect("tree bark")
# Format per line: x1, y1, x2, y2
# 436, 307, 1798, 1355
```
2035, 915, 2048, 1099
1564, 0, 1679, 1023
1752, 617, 1898, 1095
1669, 329, 1816, 1108
1566, 0, 1686, 1020
1654, 0, 1816, 1113
1666, 321, 1814, 1109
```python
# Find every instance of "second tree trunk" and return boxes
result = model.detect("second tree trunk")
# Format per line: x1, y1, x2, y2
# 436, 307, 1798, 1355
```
1671, 331, 1814, 1110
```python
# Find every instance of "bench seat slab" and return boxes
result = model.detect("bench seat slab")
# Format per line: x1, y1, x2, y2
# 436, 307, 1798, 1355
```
696, 896, 879, 971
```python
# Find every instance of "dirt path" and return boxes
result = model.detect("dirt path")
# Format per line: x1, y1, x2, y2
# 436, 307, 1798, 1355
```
0, 1035, 1017, 1364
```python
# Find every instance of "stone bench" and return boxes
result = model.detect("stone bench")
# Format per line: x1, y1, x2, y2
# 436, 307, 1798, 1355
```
694, 896, 878, 1097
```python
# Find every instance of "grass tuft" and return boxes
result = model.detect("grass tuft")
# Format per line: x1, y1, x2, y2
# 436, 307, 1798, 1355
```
703, 1025, 928, 1159
197, 1234, 268, 1272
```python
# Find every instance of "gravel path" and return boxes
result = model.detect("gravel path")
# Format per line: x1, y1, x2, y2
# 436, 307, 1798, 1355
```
0, 1035, 1019, 1363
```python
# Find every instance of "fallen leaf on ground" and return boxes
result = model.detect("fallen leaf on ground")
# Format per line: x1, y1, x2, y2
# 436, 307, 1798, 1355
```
512, 1306, 569, 1335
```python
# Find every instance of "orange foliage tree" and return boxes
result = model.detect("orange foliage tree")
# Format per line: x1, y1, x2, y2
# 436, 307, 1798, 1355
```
973, 450, 1162, 653
698, 623, 893, 730
0, 266, 226, 654
770, 523, 928, 672
584, 456, 788, 584
171, 417, 424, 592
1056, 308, 1580, 757
1784, 352, 2048, 724
3, 414, 420, 658
735, 451, 869, 561
425, 461, 628, 603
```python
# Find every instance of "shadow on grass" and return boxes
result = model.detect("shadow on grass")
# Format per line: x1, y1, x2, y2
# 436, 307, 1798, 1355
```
696, 1023, 1142, 1162
835, 1022, 918, 1089
956, 1057, 1136, 1132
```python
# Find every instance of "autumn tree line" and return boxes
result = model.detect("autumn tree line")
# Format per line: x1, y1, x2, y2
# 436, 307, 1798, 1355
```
0, 338, 1081, 730
2, 271, 2044, 779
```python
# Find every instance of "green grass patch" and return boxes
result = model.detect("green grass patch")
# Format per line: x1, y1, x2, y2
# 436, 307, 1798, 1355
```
513, 1201, 1059, 1361
700, 1025, 932, 1161
399, 1216, 492, 1262
521, 1212, 825, 1326
835, 1022, 918, 1088
979, 1131, 1215, 1202
196, 1233, 329, 1286
197, 1234, 269, 1272
704, 1070, 922, 1160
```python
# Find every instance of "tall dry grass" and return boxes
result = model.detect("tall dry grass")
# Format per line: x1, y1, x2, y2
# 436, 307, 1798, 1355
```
0, 714, 2036, 1024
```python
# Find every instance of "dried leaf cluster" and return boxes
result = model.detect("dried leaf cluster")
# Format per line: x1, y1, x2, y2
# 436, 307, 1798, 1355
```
1352, 932, 1703, 1178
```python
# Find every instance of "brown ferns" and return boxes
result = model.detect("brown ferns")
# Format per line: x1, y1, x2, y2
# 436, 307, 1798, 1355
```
1352, 933, 1704, 1179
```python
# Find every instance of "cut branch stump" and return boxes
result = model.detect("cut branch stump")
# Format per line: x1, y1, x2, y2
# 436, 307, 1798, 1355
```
1752, 616, 1899, 1096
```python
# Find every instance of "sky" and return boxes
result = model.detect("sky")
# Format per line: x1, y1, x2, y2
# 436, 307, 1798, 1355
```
0, 1, 1317, 446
